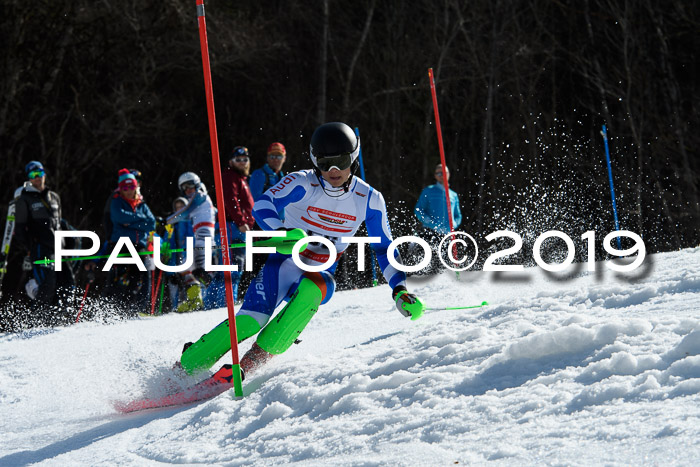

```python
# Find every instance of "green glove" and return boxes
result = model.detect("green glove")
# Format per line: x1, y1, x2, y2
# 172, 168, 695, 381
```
392, 286, 424, 321
160, 240, 172, 263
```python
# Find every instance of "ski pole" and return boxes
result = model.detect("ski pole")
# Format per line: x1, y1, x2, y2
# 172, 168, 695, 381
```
424, 301, 489, 312
75, 282, 91, 323
33, 229, 308, 266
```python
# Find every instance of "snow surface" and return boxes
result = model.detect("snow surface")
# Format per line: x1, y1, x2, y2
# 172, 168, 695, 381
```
2, 248, 700, 466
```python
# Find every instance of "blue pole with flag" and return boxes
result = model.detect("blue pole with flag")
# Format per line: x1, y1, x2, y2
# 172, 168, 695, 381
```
601, 124, 622, 250
355, 127, 379, 286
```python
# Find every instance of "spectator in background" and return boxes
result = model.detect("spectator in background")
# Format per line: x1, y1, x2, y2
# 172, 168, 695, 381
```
413, 164, 462, 273
166, 172, 216, 313
165, 197, 190, 312
103, 168, 156, 316
245, 142, 288, 291
13, 161, 75, 323
103, 168, 143, 243
90, 167, 145, 299
129, 169, 143, 195
0, 185, 28, 314
249, 142, 287, 203
221, 146, 255, 301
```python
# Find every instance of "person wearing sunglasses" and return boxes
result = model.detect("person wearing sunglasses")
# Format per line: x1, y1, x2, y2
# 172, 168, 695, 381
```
249, 142, 288, 203
176, 122, 424, 379
13, 161, 76, 323
101, 168, 143, 249
164, 172, 216, 313
412, 164, 462, 274
220, 146, 256, 302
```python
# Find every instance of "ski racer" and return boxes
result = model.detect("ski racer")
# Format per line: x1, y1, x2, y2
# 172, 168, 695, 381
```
166, 172, 216, 312
178, 122, 425, 378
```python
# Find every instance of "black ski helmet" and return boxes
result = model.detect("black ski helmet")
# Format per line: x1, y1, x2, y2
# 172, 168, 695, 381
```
309, 122, 360, 173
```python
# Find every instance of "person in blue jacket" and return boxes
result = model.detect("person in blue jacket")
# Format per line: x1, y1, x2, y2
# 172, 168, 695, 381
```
245, 142, 288, 291
248, 142, 287, 204
413, 164, 462, 273
103, 168, 156, 316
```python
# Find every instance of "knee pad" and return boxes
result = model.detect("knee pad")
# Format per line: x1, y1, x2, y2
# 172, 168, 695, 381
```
304, 270, 335, 305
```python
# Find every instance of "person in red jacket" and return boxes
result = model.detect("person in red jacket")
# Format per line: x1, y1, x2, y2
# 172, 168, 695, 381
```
220, 146, 255, 301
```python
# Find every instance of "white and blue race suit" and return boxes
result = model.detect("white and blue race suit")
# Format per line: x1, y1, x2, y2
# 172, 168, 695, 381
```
238, 169, 407, 327
166, 189, 215, 271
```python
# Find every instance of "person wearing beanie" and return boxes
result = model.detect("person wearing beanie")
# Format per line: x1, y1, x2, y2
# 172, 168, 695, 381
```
13, 161, 76, 323
102, 168, 143, 243
249, 142, 288, 203
220, 146, 255, 301
244, 142, 289, 288
102, 168, 156, 316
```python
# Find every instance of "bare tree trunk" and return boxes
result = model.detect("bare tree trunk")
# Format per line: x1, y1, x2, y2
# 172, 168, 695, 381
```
317, 0, 329, 126
648, 0, 699, 219
476, 15, 498, 238
614, 0, 645, 237
341, 0, 376, 119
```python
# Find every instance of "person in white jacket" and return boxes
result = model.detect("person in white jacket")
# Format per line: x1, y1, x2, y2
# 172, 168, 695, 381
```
167, 172, 216, 312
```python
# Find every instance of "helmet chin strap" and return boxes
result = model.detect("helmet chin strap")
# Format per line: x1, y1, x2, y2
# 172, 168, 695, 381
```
315, 170, 354, 197
341, 174, 353, 193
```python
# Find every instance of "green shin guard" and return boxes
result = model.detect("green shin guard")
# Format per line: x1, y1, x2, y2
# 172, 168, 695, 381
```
180, 314, 261, 374
256, 277, 323, 355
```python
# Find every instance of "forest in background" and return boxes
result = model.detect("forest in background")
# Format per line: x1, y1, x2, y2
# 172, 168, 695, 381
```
2, 0, 699, 273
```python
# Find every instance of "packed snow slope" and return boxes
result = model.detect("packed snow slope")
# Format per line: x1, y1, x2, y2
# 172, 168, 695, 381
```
2, 248, 700, 466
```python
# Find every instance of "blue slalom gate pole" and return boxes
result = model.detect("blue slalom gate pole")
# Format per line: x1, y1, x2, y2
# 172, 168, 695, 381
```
601, 124, 622, 249
355, 127, 379, 286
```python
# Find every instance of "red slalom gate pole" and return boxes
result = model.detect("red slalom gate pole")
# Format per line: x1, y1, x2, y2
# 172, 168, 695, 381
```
196, 0, 243, 397
149, 270, 156, 312
75, 282, 91, 323
150, 270, 163, 315
428, 68, 457, 262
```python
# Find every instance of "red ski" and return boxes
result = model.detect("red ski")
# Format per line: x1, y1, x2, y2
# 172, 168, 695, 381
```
114, 364, 234, 413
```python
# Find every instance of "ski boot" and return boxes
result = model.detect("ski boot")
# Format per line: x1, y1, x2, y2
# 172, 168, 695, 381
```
240, 343, 274, 380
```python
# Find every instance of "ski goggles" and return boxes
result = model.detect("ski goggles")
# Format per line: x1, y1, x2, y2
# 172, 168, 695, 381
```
180, 182, 196, 191
315, 153, 353, 172
28, 169, 45, 179
267, 154, 284, 160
